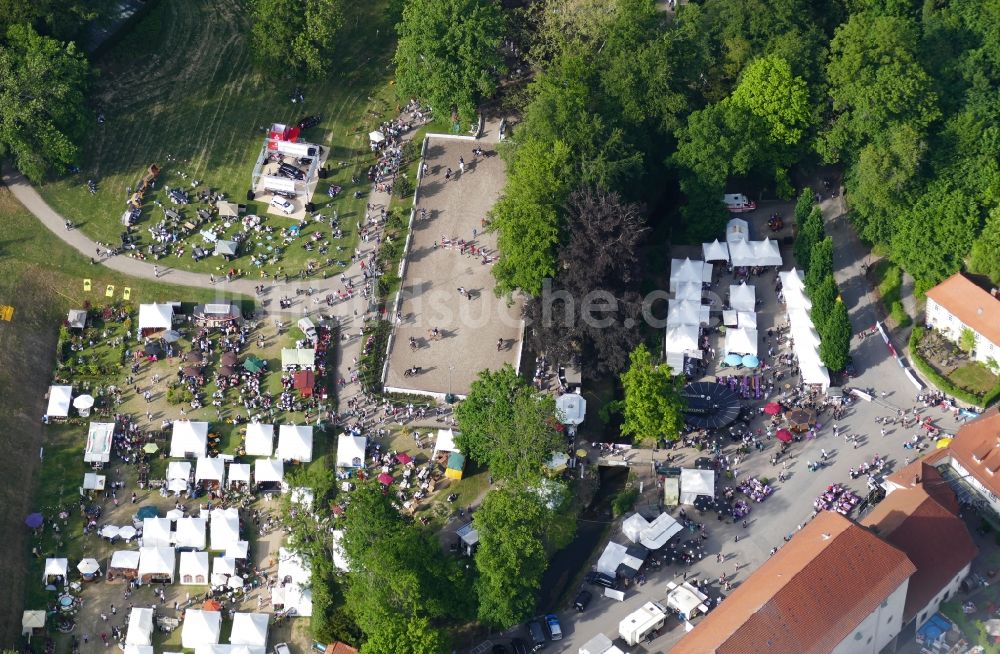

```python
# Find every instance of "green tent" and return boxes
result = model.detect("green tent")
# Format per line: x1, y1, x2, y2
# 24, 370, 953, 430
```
243, 355, 265, 373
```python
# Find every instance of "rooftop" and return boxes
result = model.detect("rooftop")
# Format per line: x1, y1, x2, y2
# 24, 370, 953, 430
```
925, 273, 1000, 345
944, 409, 1000, 499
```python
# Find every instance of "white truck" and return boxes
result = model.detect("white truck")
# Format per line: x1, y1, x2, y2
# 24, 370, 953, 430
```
618, 601, 668, 646
723, 193, 756, 213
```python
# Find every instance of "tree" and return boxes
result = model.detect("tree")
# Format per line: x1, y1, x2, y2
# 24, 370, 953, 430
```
794, 205, 825, 272
678, 176, 729, 243
731, 55, 811, 146
454, 365, 563, 483
523, 187, 648, 374
794, 188, 814, 226
970, 207, 1000, 284
394, 0, 506, 124
804, 237, 833, 294
250, 0, 345, 77
959, 327, 977, 354
0, 24, 90, 181
359, 617, 448, 654
809, 274, 839, 335
819, 299, 851, 371
474, 487, 551, 628
620, 344, 686, 444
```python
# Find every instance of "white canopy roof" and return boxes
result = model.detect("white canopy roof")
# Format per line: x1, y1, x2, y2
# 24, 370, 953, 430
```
667, 300, 709, 327
737, 311, 757, 329
217, 201, 239, 218
664, 323, 699, 354
230, 613, 269, 646
244, 423, 274, 456
226, 540, 249, 560
670, 258, 711, 292
781, 267, 806, 292
435, 428, 459, 454
83, 472, 104, 490
43, 558, 67, 582
142, 518, 173, 548
167, 461, 192, 481
181, 609, 222, 649
276, 547, 313, 616
580, 633, 625, 654
680, 468, 716, 505
195, 457, 226, 483
171, 421, 209, 458
124, 647, 154, 654
271, 584, 313, 617
596, 541, 628, 577
213, 555, 237, 578
702, 239, 730, 262
622, 513, 650, 543
666, 581, 709, 619
729, 283, 756, 312
673, 281, 702, 302
728, 239, 755, 267
126, 608, 154, 645
175, 517, 207, 550
726, 218, 749, 243
109, 550, 140, 571
22, 610, 45, 633
254, 458, 284, 483
84, 422, 114, 463
277, 425, 313, 462
331, 530, 349, 572
210, 508, 240, 551
724, 326, 758, 356
640, 512, 684, 550
281, 348, 315, 368
336, 434, 367, 468
556, 393, 587, 425
46, 385, 73, 417
722, 310, 738, 327
196, 647, 265, 654
138, 303, 173, 330
137, 547, 175, 580
179, 551, 210, 585
753, 237, 783, 267
369, 130, 385, 143
228, 463, 251, 484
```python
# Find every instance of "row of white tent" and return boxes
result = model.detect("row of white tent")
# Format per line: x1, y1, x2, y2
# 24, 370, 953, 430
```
779, 269, 831, 389
171, 421, 313, 461
166, 459, 286, 491
137, 509, 240, 551
665, 259, 710, 365
110, 549, 246, 585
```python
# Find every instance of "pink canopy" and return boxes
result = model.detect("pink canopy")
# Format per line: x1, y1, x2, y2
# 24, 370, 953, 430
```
775, 429, 793, 443
377, 473, 393, 485
395, 453, 412, 465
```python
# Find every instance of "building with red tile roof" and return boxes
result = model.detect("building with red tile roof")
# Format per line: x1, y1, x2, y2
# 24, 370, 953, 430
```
925, 273, 1000, 365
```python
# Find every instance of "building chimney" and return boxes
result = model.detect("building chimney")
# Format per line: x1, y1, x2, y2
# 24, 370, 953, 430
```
821, 533, 832, 540
914, 474, 920, 485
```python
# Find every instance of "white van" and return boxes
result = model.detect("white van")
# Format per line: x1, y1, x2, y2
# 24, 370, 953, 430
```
297, 317, 317, 343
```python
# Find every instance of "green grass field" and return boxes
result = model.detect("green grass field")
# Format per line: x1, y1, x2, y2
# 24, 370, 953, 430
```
950, 361, 1000, 395
38, 0, 401, 278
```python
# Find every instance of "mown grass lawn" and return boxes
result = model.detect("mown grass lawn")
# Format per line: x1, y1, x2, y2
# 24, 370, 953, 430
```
950, 361, 1000, 395
38, 0, 400, 279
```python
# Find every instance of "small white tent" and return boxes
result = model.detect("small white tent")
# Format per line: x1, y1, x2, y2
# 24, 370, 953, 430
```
125, 607, 154, 645
331, 530, 349, 572
435, 429, 459, 454
640, 513, 683, 550
664, 324, 699, 354
142, 518, 173, 548
277, 425, 313, 462
753, 237, 783, 267
171, 421, 209, 458
673, 281, 702, 302
596, 542, 628, 577
21, 610, 45, 638
244, 423, 274, 456
138, 303, 173, 332
227, 463, 251, 486
667, 300, 709, 326
724, 326, 758, 356
179, 551, 210, 585
46, 385, 73, 417
679, 469, 716, 505
336, 434, 367, 468
254, 458, 284, 484
181, 609, 222, 649
195, 458, 226, 484
702, 239, 730, 262
229, 613, 269, 647
174, 517, 207, 550
281, 348, 315, 368
737, 311, 757, 329
42, 558, 67, 584
622, 513, 650, 543
167, 461, 192, 481
210, 508, 240, 551
137, 547, 175, 583
84, 422, 115, 463
669, 258, 710, 292
729, 283, 756, 312
726, 218, 749, 243
275, 548, 313, 616
555, 393, 587, 426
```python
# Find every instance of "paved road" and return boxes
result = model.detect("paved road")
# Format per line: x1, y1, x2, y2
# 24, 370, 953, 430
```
534, 193, 965, 654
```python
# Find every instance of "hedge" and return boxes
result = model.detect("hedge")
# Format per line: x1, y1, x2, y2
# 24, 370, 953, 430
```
909, 327, 1000, 408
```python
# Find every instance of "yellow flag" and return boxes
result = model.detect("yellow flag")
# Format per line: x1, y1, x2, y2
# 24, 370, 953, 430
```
0, 305, 13, 321
123, 287, 132, 300
105, 285, 115, 297
83, 279, 92, 292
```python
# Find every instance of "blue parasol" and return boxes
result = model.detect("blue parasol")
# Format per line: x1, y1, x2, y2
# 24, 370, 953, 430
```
25, 512, 43, 529
724, 353, 743, 367
742, 355, 760, 368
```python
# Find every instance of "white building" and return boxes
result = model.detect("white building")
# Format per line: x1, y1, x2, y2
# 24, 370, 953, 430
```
925, 272, 1000, 365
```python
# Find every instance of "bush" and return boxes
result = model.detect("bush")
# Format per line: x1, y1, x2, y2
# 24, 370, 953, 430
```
166, 384, 194, 405
394, 174, 414, 199
611, 487, 639, 518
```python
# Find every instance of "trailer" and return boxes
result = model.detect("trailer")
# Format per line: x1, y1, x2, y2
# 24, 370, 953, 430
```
619, 601, 667, 646
723, 193, 756, 213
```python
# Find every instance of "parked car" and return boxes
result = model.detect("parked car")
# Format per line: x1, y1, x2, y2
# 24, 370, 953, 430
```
270, 196, 294, 214
585, 571, 617, 588
544, 614, 562, 641
297, 114, 321, 130
509, 639, 528, 654
273, 644, 291, 654
278, 162, 305, 180
573, 589, 592, 612
526, 619, 546, 650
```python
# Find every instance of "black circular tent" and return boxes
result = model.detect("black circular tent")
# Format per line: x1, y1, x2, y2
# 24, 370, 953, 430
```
681, 381, 741, 430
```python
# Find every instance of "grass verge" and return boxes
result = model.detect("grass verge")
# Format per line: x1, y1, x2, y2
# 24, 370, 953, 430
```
871, 260, 912, 328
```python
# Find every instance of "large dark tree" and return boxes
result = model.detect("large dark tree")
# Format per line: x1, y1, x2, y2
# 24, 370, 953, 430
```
250, 0, 345, 77
523, 187, 648, 374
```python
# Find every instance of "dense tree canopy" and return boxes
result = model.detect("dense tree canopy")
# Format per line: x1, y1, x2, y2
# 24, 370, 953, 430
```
250, 0, 345, 77
0, 24, 90, 181
620, 344, 686, 444
394, 0, 506, 124
819, 299, 852, 371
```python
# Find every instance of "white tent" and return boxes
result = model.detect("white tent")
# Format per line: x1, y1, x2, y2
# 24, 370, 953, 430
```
336, 434, 367, 468
667, 300, 709, 326
42, 558, 67, 584
227, 463, 251, 485
215, 240, 238, 257
435, 429, 459, 454
142, 518, 173, 548
722, 310, 739, 327
753, 237, 783, 267
728, 239, 756, 267
84, 422, 115, 463
21, 610, 45, 637
83, 472, 105, 490
210, 508, 240, 551
556, 393, 587, 425
179, 551, 210, 585
622, 513, 650, 543
271, 584, 313, 617
640, 513, 684, 550
737, 311, 757, 329
781, 267, 806, 292
669, 258, 710, 292
596, 542, 628, 577
181, 609, 222, 649
276, 548, 313, 616
277, 425, 313, 462
124, 647, 154, 654
679, 469, 716, 505
138, 303, 173, 332
673, 281, 702, 302
195, 458, 226, 484
212, 556, 237, 586
125, 607, 154, 645
226, 540, 249, 560
230, 613, 269, 646
196, 647, 265, 654
171, 421, 209, 458
277, 547, 311, 585
702, 239, 730, 262
368, 130, 385, 144
729, 283, 756, 312
331, 530, 349, 572
244, 423, 274, 456
580, 633, 626, 654
726, 218, 749, 243
175, 517, 207, 550
281, 348, 315, 368
137, 547, 175, 583
664, 324, 699, 354
109, 550, 140, 574
789, 309, 822, 347
167, 461, 192, 481
724, 326, 758, 356
254, 458, 284, 484
666, 580, 709, 620
46, 385, 73, 417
